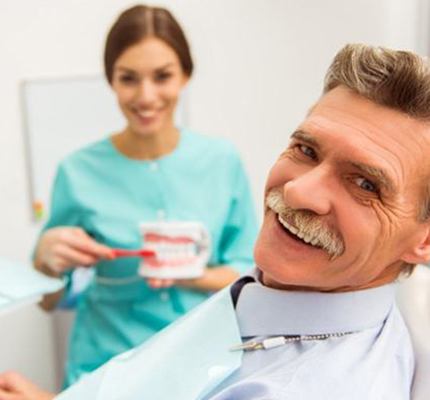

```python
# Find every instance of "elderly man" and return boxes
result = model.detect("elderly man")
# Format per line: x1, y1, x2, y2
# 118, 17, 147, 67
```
1, 43, 429, 399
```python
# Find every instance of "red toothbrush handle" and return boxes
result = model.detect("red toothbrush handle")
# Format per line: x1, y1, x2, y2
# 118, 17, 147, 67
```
112, 249, 156, 258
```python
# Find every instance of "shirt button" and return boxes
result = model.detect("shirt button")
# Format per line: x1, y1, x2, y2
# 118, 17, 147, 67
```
160, 291, 170, 301
150, 162, 158, 171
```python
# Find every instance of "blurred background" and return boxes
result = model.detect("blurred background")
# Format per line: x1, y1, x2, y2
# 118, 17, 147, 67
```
0, 0, 428, 392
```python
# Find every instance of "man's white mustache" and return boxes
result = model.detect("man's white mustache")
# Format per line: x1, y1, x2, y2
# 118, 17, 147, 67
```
266, 188, 345, 259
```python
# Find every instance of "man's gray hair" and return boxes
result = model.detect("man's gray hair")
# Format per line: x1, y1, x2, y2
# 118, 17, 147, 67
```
324, 44, 430, 222
323, 44, 430, 275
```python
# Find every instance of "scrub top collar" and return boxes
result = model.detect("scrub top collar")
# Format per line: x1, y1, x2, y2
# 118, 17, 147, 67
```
234, 268, 396, 337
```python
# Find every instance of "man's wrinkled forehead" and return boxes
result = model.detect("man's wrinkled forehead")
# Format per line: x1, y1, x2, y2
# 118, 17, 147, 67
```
311, 87, 430, 138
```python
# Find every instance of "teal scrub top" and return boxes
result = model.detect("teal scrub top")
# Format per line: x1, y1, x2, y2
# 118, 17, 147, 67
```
41, 129, 258, 387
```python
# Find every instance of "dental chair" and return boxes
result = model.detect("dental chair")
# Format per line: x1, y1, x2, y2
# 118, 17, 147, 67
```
396, 264, 430, 400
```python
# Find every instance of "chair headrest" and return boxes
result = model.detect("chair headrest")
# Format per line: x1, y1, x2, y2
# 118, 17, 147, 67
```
396, 265, 430, 400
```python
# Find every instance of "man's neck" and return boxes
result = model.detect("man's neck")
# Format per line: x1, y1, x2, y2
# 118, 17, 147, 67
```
259, 263, 404, 293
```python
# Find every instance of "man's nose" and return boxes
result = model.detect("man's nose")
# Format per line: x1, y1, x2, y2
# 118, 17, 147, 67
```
283, 166, 332, 215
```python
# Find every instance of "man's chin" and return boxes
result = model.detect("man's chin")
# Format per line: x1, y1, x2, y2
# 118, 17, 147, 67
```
256, 261, 308, 289
258, 267, 333, 292
255, 249, 338, 291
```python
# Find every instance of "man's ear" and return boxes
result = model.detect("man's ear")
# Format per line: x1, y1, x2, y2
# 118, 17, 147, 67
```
401, 225, 430, 264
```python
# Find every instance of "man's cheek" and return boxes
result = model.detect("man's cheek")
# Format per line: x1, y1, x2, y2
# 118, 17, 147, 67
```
371, 202, 407, 240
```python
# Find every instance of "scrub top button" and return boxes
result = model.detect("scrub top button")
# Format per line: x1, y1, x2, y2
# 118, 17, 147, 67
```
160, 291, 170, 301
150, 162, 158, 171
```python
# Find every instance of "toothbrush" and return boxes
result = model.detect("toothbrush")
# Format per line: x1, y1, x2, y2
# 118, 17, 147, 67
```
112, 248, 156, 259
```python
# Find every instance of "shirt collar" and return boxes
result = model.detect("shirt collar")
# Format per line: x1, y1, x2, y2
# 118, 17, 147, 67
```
234, 270, 396, 337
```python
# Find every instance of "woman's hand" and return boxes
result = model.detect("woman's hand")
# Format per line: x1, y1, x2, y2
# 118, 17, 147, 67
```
34, 227, 114, 276
0, 371, 55, 400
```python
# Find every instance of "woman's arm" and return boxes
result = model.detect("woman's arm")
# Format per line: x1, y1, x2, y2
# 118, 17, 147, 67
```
147, 266, 240, 291
34, 227, 113, 310
33, 164, 113, 310
177, 265, 240, 291
0, 371, 55, 400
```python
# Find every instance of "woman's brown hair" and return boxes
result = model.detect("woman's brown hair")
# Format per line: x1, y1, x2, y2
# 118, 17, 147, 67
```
104, 5, 193, 84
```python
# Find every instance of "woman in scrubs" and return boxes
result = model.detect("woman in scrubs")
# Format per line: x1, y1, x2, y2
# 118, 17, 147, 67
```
31, 4, 257, 388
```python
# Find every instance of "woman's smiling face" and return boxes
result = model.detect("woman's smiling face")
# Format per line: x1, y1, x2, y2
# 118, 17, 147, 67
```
111, 37, 188, 138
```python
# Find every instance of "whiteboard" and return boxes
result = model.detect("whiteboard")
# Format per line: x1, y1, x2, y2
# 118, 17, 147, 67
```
21, 76, 188, 223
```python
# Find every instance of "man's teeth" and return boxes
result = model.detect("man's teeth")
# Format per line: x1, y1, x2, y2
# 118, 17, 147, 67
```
277, 215, 319, 247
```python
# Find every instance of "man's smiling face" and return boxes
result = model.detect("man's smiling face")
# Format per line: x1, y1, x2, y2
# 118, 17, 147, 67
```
254, 86, 430, 291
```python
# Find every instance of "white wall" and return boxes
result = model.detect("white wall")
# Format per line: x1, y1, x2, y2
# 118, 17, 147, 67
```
0, 0, 427, 392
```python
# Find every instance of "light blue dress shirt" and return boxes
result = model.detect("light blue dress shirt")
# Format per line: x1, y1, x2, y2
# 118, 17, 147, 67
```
56, 273, 414, 399
41, 128, 258, 387
205, 276, 414, 399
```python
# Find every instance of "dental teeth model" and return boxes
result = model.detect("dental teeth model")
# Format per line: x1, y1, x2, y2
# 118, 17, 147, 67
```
139, 221, 211, 279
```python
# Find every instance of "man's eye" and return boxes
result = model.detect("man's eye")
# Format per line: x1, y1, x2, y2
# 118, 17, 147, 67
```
355, 177, 378, 193
298, 144, 317, 160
